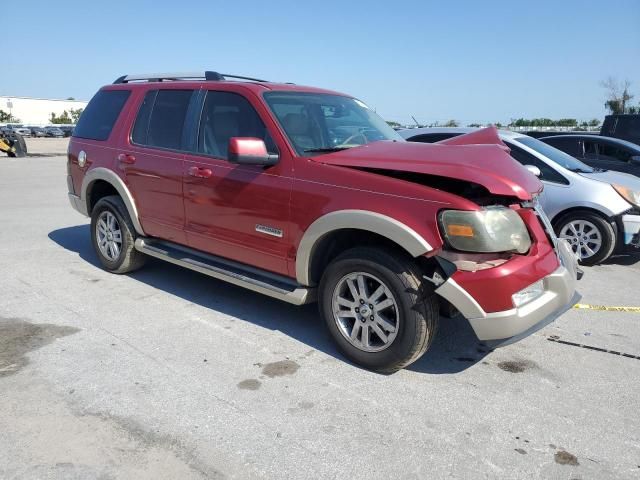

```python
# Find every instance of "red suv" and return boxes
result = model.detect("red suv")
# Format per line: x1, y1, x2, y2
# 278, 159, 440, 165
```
67, 71, 579, 371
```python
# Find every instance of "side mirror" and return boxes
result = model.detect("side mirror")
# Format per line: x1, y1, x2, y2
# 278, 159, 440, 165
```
524, 164, 542, 177
631, 155, 640, 166
227, 137, 278, 166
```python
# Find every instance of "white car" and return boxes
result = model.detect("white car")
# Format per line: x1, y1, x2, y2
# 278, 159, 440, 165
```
400, 127, 640, 265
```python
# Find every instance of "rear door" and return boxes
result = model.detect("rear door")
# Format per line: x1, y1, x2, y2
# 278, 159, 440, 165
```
182, 87, 293, 276
123, 88, 195, 243
591, 140, 639, 175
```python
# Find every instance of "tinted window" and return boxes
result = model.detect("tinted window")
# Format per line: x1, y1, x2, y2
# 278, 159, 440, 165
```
73, 89, 130, 141
131, 90, 157, 145
506, 142, 569, 185
198, 91, 276, 158
543, 137, 581, 156
599, 143, 633, 163
517, 136, 594, 173
142, 90, 193, 150
408, 133, 461, 143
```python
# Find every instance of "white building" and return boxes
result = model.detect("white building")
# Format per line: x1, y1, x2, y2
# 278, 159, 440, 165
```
1, 96, 89, 126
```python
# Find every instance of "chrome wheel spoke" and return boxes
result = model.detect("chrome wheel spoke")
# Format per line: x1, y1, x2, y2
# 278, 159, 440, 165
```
356, 274, 368, 298
371, 323, 388, 343
368, 285, 385, 303
360, 324, 370, 349
374, 313, 396, 333
350, 321, 361, 341
375, 298, 394, 311
336, 296, 355, 308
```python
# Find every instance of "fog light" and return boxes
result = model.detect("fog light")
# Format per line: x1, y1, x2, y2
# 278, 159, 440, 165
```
512, 280, 544, 307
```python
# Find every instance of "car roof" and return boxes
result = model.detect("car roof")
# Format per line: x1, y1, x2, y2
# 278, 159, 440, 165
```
398, 127, 526, 140
103, 79, 349, 98
541, 134, 640, 151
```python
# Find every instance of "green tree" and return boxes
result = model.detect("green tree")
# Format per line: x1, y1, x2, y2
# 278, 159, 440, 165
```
601, 77, 634, 114
0, 109, 13, 122
442, 119, 459, 127
467, 123, 482, 127
70, 108, 84, 123
386, 120, 401, 128
494, 122, 503, 128
50, 110, 72, 124
588, 118, 600, 127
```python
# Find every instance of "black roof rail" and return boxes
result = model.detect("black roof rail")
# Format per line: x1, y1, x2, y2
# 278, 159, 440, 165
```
113, 71, 268, 84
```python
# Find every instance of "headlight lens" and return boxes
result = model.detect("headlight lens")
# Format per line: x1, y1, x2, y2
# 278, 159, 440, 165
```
612, 184, 640, 208
439, 207, 532, 254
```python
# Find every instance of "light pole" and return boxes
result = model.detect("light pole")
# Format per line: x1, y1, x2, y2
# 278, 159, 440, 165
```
6, 99, 13, 123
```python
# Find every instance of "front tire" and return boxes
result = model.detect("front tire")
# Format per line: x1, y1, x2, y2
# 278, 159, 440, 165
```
319, 247, 438, 373
554, 211, 616, 266
91, 195, 145, 274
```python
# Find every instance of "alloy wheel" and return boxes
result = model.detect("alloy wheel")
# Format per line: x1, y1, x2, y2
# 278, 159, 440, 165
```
559, 219, 602, 261
96, 211, 123, 262
331, 272, 399, 352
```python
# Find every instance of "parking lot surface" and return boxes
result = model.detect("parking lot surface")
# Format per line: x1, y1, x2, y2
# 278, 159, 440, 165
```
1, 156, 639, 479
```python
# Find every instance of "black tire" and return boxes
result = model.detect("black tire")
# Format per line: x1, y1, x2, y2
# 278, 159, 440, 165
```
554, 210, 616, 266
90, 195, 146, 274
318, 247, 438, 373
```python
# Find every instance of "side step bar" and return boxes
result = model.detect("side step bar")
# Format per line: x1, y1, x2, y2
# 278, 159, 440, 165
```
134, 238, 315, 305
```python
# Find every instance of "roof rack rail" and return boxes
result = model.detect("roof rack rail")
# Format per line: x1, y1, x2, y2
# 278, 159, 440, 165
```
113, 71, 269, 84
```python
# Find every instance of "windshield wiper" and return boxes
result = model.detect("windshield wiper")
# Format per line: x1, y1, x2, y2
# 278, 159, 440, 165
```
304, 146, 353, 153
568, 168, 593, 173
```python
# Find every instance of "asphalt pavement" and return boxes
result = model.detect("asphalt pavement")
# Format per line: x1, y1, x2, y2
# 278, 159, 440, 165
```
1, 156, 639, 479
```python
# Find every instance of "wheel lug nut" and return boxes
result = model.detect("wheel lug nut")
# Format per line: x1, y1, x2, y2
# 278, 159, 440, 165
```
355, 307, 359, 313
370, 315, 374, 320
369, 304, 373, 309
360, 299, 365, 304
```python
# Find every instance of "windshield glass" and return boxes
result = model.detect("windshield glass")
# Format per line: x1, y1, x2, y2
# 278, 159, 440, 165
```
263, 92, 403, 155
517, 136, 595, 172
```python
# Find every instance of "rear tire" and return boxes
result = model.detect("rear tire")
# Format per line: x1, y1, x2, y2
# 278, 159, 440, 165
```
91, 195, 146, 274
319, 247, 438, 373
554, 211, 616, 266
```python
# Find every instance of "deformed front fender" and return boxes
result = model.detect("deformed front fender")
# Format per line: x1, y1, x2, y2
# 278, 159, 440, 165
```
295, 209, 433, 286
81, 167, 146, 236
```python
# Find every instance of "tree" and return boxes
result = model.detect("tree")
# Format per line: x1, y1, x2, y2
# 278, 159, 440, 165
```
386, 120, 401, 128
50, 110, 72, 124
70, 108, 84, 123
601, 77, 634, 114
442, 119, 459, 127
588, 118, 600, 127
66, 97, 75, 100
0, 109, 13, 122
467, 123, 482, 127
494, 122, 503, 128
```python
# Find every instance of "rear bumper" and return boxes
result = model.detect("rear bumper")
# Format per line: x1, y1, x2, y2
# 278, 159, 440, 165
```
435, 239, 579, 341
622, 214, 640, 248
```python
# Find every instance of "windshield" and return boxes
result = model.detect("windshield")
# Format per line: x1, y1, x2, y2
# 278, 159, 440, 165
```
263, 92, 403, 155
517, 136, 595, 173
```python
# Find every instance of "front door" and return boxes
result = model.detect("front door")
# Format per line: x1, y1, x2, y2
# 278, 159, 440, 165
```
182, 89, 293, 276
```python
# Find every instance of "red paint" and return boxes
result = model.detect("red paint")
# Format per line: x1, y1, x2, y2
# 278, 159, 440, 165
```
68, 79, 560, 314
228, 137, 268, 156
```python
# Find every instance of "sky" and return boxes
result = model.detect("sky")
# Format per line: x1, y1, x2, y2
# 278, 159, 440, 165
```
4, 0, 639, 125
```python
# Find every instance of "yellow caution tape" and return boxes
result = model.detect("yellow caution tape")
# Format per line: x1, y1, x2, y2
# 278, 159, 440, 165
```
573, 303, 640, 313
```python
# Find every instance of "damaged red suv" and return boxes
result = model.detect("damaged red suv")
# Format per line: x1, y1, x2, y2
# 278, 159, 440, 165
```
67, 71, 579, 372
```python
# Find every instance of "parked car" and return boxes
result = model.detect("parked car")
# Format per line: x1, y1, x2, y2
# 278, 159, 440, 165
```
601, 114, 640, 146
44, 126, 64, 138
66, 71, 579, 372
539, 135, 640, 177
400, 128, 640, 265
58, 125, 75, 137
28, 126, 46, 138
524, 130, 599, 139
2, 125, 31, 137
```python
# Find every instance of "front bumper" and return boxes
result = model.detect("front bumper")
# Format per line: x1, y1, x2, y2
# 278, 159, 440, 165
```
622, 214, 640, 248
435, 239, 579, 341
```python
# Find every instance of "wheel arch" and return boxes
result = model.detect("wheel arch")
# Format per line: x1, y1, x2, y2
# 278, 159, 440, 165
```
296, 210, 433, 286
81, 167, 145, 236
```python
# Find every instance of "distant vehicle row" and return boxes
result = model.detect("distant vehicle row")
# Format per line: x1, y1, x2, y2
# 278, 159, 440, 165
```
0, 125, 74, 137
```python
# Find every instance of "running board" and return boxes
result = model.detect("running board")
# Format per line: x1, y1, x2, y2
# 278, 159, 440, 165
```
134, 238, 315, 305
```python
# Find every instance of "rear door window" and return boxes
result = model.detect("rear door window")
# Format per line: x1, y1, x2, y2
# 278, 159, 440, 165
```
132, 89, 193, 150
73, 89, 130, 141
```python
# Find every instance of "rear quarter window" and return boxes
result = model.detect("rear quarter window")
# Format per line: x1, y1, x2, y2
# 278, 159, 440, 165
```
73, 89, 131, 141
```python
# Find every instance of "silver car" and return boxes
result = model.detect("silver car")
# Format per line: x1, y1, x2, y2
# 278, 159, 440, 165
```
400, 127, 640, 265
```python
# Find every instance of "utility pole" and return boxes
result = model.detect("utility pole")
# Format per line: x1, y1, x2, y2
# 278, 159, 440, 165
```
411, 115, 420, 127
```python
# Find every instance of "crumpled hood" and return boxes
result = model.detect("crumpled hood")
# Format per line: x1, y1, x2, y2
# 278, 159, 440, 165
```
580, 169, 640, 192
311, 140, 542, 201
